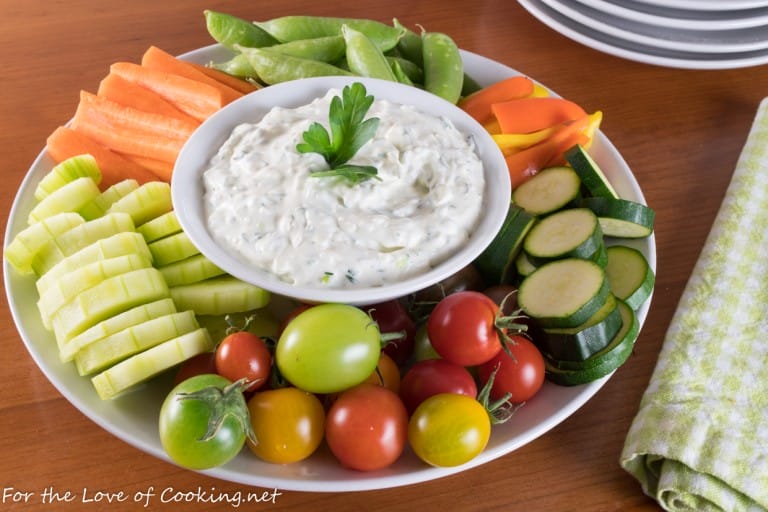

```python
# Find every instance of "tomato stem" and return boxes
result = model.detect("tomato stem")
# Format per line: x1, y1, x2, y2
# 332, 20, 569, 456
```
477, 365, 524, 425
176, 378, 258, 445
224, 314, 256, 336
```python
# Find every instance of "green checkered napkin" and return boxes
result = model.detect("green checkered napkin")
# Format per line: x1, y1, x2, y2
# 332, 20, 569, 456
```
621, 98, 768, 512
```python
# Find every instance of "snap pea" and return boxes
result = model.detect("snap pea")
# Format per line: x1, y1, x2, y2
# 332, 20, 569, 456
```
386, 56, 423, 84
204, 10, 278, 50
255, 16, 405, 52
235, 45, 354, 85
342, 25, 397, 81
211, 53, 258, 79
266, 35, 346, 63
422, 31, 464, 104
392, 19, 424, 67
390, 59, 414, 86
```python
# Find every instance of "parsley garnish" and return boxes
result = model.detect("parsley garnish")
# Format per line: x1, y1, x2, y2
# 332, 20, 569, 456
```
297, 82, 381, 185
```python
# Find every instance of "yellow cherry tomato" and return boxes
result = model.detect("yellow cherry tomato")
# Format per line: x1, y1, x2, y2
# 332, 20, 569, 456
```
408, 393, 491, 467
246, 387, 325, 464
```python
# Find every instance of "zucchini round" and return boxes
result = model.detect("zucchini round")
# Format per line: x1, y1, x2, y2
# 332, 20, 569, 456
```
518, 258, 609, 329
544, 300, 639, 385
539, 293, 621, 361
581, 196, 655, 238
523, 208, 602, 265
605, 245, 655, 310
474, 203, 536, 284
511, 166, 581, 216
564, 144, 619, 199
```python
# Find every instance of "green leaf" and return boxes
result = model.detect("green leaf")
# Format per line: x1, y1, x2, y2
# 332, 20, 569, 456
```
296, 82, 380, 185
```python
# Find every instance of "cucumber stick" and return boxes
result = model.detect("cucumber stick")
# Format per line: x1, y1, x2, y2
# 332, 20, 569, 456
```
38, 253, 153, 330
34, 154, 102, 201
148, 231, 200, 266
79, 179, 139, 221
4, 212, 85, 275
30, 212, 136, 276
60, 298, 178, 363
27, 177, 101, 225
159, 253, 225, 286
91, 328, 214, 400
136, 210, 181, 243
35, 232, 152, 296
51, 267, 170, 346
74, 310, 199, 376
107, 181, 173, 226
170, 275, 271, 315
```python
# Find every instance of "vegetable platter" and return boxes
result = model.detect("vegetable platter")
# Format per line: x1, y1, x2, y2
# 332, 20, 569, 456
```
3, 39, 655, 491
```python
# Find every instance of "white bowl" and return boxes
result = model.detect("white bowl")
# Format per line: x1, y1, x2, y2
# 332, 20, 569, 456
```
171, 76, 510, 306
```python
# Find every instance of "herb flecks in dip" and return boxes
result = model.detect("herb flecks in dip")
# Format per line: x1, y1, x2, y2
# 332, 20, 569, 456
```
203, 88, 485, 289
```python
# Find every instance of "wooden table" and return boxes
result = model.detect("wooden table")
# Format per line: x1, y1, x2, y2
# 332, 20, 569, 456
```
1, 1, 764, 510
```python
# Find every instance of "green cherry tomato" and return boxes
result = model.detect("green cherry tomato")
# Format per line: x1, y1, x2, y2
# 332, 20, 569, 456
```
246, 387, 325, 464
159, 374, 251, 470
276, 303, 381, 394
408, 393, 491, 467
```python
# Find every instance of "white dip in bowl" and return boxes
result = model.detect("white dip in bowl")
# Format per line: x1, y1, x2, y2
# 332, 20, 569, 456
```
202, 88, 485, 289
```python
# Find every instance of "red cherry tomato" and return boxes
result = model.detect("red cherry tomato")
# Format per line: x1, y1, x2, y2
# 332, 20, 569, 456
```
325, 384, 408, 471
215, 331, 272, 392
427, 291, 504, 366
477, 334, 545, 403
364, 299, 416, 365
399, 358, 478, 414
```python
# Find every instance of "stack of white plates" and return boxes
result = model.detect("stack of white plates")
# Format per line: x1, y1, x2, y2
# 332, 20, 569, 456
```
518, 0, 768, 69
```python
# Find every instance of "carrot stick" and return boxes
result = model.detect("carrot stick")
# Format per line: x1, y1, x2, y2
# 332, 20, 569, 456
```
76, 90, 197, 141
46, 126, 160, 188
491, 97, 587, 134
110, 61, 225, 121
117, 153, 175, 182
458, 75, 535, 124
98, 73, 200, 125
71, 93, 186, 163
186, 61, 259, 95
140, 46, 243, 105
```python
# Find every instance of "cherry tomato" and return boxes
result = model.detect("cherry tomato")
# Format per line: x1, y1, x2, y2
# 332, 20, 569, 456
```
427, 291, 504, 366
276, 304, 381, 394
246, 387, 325, 464
215, 331, 272, 392
411, 323, 441, 362
477, 334, 545, 403
399, 359, 477, 414
174, 352, 216, 385
362, 352, 401, 394
325, 384, 408, 471
408, 393, 491, 467
159, 374, 250, 470
364, 299, 416, 365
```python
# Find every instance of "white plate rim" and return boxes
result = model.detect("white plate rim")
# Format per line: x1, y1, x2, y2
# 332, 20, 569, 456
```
540, 0, 768, 53
572, 0, 768, 31
519, 0, 768, 69
3, 43, 655, 492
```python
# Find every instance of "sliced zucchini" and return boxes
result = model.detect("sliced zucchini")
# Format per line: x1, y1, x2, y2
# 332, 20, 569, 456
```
514, 250, 537, 278
511, 166, 581, 216
523, 208, 602, 265
473, 203, 536, 284
591, 242, 608, 268
605, 245, 655, 310
539, 293, 621, 361
581, 197, 655, 238
564, 144, 619, 199
544, 300, 639, 385
518, 258, 609, 328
